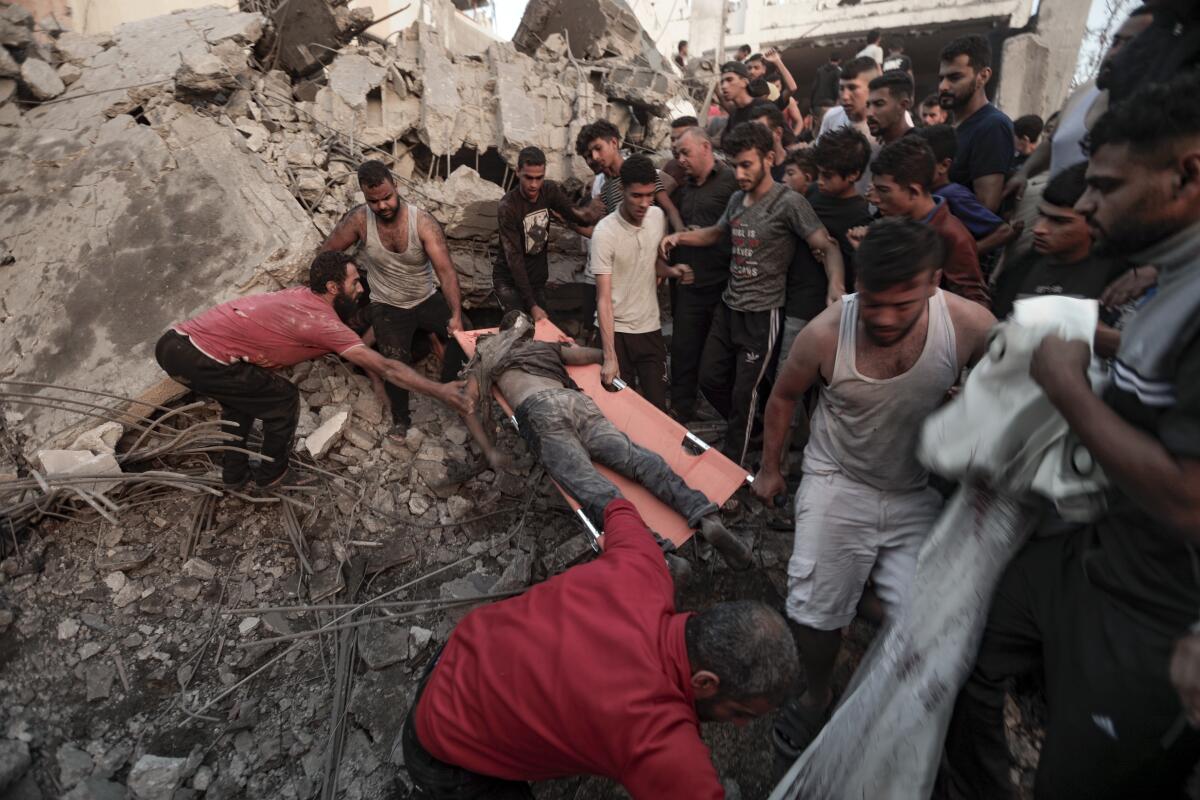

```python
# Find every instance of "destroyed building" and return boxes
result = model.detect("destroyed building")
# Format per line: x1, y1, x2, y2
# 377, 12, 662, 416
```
0, 0, 692, 453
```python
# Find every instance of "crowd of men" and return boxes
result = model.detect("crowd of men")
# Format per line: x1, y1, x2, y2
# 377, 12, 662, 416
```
152, 2, 1200, 797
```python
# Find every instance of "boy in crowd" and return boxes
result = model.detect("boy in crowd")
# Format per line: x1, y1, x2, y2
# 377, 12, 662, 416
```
578, 119, 684, 231
1012, 113, 1044, 171
913, 124, 1015, 256
861, 136, 990, 307
810, 127, 875, 289
782, 149, 817, 197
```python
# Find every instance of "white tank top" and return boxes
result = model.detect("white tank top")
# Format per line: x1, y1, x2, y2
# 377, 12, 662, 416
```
803, 290, 959, 491
359, 204, 436, 309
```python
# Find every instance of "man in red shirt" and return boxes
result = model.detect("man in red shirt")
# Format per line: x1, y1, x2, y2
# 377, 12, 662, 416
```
155, 252, 471, 488
402, 500, 799, 799
861, 136, 990, 307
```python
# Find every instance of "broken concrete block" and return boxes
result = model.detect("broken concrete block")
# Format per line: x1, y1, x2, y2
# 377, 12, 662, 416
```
57, 62, 82, 86
127, 754, 186, 800
294, 168, 326, 201
0, 47, 17, 79
326, 53, 385, 109
19, 57, 65, 100
306, 410, 348, 458
271, 0, 342, 78
358, 623, 408, 670
284, 135, 316, 166
68, 421, 123, 455
182, 558, 217, 581
0, 739, 30, 793
342, 424, 376, 451
62, 778, 129, 800
234, 118, 268, 152
493, 551, 534, 593
0, 102, 16, 126
174, 50, 240, 95
37, 450, 122, 492
434, 166, 503, 241
418, 28, 459, 155
85, 663, 116, 702
57, 743, 94, 789
0, 4, 34, 30
515, 0, 668, 73
0, 77, 15, 103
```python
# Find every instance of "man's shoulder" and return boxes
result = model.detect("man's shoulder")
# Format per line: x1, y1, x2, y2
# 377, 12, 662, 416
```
593, 211, 621, 238
942, 288, 996, 334
968, 103, 1014, 131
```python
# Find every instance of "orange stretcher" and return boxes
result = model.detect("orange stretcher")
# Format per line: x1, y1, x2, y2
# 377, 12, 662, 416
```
455, 320, 752, 551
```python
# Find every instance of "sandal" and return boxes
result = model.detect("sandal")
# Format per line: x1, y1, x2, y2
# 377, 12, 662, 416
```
773, 695, 832, 761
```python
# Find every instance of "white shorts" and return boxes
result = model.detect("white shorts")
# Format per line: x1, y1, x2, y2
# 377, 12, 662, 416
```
786, 471, 943, 630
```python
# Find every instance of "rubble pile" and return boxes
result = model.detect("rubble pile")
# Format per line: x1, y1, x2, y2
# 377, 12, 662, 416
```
0, 0, 689, 453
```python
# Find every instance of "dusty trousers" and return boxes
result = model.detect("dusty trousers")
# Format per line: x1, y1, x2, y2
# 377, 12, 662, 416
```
669, 280, 725, 420
154, 330, 297, 482
513, 388, 716, 530
369, 293, 466, 427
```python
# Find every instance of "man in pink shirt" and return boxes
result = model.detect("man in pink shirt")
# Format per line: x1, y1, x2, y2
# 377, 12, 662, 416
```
155, 252, 471, 488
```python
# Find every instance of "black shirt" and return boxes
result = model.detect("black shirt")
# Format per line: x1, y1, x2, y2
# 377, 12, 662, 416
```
806, 189, 873, 291
495, 181, 589, 309
723, 99, 775, 148
674, 163, 738, 287
809, 62, 839, 109
990, 250, 1129, 320
949, 103, 1015, 188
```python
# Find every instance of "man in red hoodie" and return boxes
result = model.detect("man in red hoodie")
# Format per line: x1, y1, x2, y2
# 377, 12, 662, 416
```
401, 501, 800, 799
859, 136, 991, 307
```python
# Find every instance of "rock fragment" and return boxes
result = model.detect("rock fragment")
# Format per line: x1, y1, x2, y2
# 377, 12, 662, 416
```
19, 58, 65, 100
126, 755, 186, 800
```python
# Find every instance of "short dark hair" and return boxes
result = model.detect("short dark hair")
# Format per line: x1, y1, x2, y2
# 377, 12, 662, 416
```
868, 69, 914, 102
867, 28, 881, 44
940, 34, 992, 71
309, 251, 353, 293
579, 119, 621, 151
889, 38, 904, 53
841, 55, 881, 81
356, 159, 392, 189
1088, 73, 1200, 158
517, 146, 546, 170
813, 125, 872, 177
619, 154, 657, 188
1042, 162, 1090, 208
748, 102, 786, 131
722, 121, 774, 158
1014, 114, 1044, 142
912, 123, 958, 164
685, 601, 799, 705
746, 53, 764, 65
829, 52, 842, 63
871, 136, 936, 190
721, 60, 750, 79
856, 218, 945, 292
678, 39, 688, 51
785, 148, 817, 179
920, 93, 941, 109
737, 44, 751, 55
671, 115, 699, 129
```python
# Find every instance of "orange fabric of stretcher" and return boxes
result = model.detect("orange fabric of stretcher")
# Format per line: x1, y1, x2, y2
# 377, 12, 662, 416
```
455, 320, 749, 548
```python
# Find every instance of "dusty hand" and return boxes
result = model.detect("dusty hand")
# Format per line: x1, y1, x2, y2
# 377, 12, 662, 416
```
531, 305, 549, 323
846, 225, 868, 250
764, 47, 783, 65
1171, 631, 1200, 727
601, 357, 620, 387
1030, 335, 1091, 404
751, 467, 786, 504
825, 282, 844, 307
660, 233, 681, 260
447, 314, 464, 335
673, 264, 695, 285
1002, 174, 1026, 205
485, 448, 512, 471
440, 381, 475, 416
1100, 265, 1158, 308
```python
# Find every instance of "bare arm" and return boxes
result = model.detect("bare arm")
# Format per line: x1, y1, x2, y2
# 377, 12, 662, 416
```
660, 225, 724, 259
806, 227, 845, 305
320, 206, 365, 252
971, 173, 1005, 214
766, 49, 798, 93
976, 221, 1015, 255
560, 345, 604, 366
595, 273, 619, 386
1032, 337, 1200, 539
341, 346, 472, 415
945, 291, 998, 368
751, 309, 839, 500
461, 375, 509, 469
417, 210, 463, 333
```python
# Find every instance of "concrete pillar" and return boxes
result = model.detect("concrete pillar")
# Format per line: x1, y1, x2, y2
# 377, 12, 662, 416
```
996, 0, 1092, 120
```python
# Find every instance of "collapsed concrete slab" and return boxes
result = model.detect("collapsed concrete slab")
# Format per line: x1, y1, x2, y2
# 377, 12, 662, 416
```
514, 0, 670, 74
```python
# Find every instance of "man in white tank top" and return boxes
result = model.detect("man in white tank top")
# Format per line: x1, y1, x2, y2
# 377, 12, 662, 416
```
751, 218, 995, 757
321, 161, 467, 440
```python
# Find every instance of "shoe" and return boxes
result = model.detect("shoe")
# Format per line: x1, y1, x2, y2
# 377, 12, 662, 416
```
222, 463, 250, 490
253, 463, 291, 489
698, 515, 754, 571
773, 695, 832, 761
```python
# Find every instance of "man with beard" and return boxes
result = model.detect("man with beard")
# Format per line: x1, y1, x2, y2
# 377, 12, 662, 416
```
866, 69, 915, 145
750, 218, 996, 759
321, 160, 467, 441
937, 35, 1014, 212
920, 94, 949, 127
940, 74, 1200, 800
401, 493, 796, 797
660, 122, 845, 465
668, 127, 738, 423
155, 252, 472, 489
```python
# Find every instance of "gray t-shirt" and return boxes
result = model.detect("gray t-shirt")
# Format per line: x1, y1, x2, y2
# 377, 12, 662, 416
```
717, 183, 822, 312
